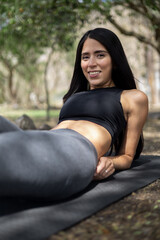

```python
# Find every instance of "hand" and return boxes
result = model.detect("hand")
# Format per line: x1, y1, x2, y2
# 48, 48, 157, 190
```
93, 156, 115, 180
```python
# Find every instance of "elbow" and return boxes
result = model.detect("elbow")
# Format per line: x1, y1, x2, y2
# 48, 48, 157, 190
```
122, 154, 134, 169
126, 161, 132, 169
124, 154, 134, 169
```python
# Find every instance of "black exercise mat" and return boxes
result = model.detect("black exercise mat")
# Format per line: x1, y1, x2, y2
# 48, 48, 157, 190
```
0, 155, 160, 240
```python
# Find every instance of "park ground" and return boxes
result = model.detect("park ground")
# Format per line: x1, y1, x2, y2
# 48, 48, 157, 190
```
48, 109, 160, 240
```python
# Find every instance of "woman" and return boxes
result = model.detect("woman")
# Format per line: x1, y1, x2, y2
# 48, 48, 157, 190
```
0, 28, 148, 200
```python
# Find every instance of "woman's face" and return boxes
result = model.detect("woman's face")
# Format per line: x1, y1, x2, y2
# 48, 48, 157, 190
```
81, 38, 114, 90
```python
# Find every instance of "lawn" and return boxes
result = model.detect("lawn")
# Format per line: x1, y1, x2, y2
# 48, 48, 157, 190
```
0, 107, 60, 128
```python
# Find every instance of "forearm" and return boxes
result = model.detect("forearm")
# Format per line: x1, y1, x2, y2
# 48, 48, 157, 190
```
93, 153, 133, 180
106, 154, 133, 170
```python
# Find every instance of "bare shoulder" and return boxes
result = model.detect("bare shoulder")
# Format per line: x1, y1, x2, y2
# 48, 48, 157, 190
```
122, 89, 148, 103
121, 89, 148, 113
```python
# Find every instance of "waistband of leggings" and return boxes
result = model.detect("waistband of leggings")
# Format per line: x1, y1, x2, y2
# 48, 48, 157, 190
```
51, 128, 98, 160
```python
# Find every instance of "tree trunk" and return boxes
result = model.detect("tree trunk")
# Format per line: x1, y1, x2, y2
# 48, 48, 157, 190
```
8, 67, 16, 101
1, 56, 17, 102
44, 45, 54, 121
145, 46, 156, 104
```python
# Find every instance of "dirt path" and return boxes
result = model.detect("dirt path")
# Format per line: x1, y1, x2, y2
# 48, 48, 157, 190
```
49, 115, 160, 240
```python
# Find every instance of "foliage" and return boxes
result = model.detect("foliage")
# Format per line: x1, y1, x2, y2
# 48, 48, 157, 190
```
1, 0, 159, 64
98, 0, 160, 54
0, 0, 101, 103
1, 0, 159, 107
0, 0, 101, 52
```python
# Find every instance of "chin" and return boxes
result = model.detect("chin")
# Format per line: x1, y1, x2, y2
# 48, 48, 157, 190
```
90, 82, 105, 88
89, 79, 103, 85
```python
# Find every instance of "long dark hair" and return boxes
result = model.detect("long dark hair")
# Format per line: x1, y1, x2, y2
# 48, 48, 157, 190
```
63, 28, 143, 159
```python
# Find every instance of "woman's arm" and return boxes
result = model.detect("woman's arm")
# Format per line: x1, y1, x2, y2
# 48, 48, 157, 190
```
94, 90, 148, 180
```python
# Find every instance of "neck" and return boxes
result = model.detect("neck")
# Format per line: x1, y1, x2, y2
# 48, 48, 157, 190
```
90, 83, 116, 90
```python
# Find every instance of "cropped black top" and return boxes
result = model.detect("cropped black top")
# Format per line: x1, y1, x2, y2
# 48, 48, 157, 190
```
58, 87, 126, 143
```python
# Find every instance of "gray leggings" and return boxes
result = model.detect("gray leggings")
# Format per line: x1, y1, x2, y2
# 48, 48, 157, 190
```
0, 116, 97, 200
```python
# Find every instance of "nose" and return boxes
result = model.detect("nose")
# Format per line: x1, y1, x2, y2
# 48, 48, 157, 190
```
88, 56, 97, 67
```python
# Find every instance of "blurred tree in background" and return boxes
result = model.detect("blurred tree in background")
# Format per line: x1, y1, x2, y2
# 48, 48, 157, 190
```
98, 0, 160, 104
98, 0, 160, 54
0, 0, 159, 119
0, 0, 98, 118
79, 1, 160, 103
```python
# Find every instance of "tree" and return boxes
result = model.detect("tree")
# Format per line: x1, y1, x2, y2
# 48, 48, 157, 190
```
98, 0, 160, 55
0, 0, 100, 118
95, 0, 160, 103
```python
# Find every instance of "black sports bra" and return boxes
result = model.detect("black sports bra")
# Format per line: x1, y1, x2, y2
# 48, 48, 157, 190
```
58, 87, 126, 143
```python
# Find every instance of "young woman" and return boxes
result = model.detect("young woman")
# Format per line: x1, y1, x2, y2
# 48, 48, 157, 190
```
0, 28, 148, 200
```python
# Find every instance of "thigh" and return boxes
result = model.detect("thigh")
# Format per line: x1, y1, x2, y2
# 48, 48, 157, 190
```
0, 116, 21, 133
0, 129, 97, 200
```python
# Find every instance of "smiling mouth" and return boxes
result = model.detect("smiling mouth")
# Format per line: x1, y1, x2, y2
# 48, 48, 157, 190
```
88, 71, 101, 77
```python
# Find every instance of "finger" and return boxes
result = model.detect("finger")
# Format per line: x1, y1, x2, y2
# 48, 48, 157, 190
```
95, 161, 106, 175
103, 167, 115, 177
102, 163, 115, 175
93, 167, 115, 180
99, 160, 113, 176
99, 165, 115, 179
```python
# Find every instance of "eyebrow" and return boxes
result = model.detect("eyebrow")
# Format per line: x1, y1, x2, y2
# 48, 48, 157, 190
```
81, 50, 108, 55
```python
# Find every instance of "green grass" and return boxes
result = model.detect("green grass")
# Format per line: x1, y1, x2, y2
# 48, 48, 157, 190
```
1, 109, 60, 120
0, 108, 60, 127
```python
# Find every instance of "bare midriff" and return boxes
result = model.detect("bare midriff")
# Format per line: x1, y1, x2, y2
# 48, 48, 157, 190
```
51, 120, 112, 159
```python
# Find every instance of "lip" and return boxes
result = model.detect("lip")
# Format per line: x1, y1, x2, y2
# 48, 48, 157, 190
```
88, 71, 101, 78
88, 71, 101, 73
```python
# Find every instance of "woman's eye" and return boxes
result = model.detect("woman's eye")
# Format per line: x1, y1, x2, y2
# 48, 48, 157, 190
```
97, 54, 105, 58
82, 55, 89, 60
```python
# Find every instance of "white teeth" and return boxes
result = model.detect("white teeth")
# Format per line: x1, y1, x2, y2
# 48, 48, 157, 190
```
89, 71, 100, 75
